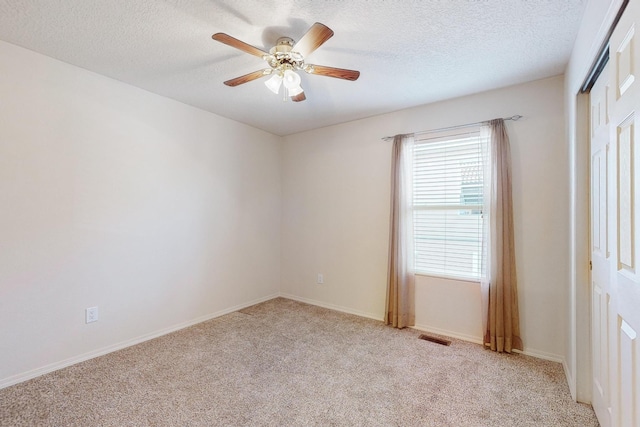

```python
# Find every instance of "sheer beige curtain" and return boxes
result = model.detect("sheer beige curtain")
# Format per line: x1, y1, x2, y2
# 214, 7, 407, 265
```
481, 119, 523, 353
386, 134, 415, 329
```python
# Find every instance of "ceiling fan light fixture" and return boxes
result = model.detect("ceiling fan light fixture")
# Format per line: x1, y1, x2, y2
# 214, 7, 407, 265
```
264, 73, 283, 94
288, 85, 304, 97
212, 22, 360, 102
282, 69, 301, 89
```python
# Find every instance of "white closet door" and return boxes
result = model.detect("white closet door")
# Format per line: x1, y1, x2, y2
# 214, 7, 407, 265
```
591, 2, 640, 426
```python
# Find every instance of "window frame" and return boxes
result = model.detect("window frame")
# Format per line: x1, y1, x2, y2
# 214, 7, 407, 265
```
412, 126, 487, 283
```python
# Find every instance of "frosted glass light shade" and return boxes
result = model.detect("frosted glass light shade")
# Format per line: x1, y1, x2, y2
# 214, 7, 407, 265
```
265, 74, 283, 94
288, 85, 304, 96
282, 70, 301, 89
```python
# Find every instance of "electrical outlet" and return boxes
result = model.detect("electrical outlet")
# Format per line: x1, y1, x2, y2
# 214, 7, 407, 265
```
317, 273, 324, 284
86, 306, 98, 323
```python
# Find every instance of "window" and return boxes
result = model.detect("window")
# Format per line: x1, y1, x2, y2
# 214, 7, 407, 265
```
413, 126, 487, 281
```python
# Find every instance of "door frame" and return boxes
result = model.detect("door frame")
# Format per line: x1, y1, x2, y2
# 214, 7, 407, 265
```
572, 91, 592, 402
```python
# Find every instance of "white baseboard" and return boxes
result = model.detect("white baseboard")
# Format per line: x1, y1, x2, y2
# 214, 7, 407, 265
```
279, 296, 566, 367
0, 293, 280, 390
563, 358, 576, 401
516, 348, 564, 364
281, 297, 565, 365
412, 323, 564, 364
412, 323, 483, 345
279, 293, 383, 322
2, 292, 568, 389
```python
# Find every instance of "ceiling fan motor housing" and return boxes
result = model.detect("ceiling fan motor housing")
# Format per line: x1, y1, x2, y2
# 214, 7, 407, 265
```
268, 37, 305, 72
274, 37, 294, 50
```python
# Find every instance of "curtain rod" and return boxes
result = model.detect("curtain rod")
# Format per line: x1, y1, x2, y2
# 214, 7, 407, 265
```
381, 115, 523, 141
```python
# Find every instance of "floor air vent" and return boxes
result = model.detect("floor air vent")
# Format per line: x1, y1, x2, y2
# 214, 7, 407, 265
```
419, 334, 451, 346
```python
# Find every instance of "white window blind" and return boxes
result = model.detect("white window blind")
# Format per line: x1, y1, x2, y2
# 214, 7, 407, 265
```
413, 127, 486, 281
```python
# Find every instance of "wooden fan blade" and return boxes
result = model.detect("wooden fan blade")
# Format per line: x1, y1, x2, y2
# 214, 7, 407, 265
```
306, 65, 360, 81
292, 22, 334, 58
291, 92, 306, 102
223, 69, 269, 87
212, 33, 269, 58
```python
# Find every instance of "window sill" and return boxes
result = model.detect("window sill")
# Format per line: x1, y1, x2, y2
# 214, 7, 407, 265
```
414, 272, 481, 284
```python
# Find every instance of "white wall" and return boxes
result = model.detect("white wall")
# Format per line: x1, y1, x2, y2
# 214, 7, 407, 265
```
2, 9, 608, 389
563, 0, 625, 402
0, 40, 282, 387
281, 76, 568, 361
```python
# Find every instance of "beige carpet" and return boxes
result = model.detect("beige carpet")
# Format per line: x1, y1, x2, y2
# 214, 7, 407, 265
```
1, 297, 598, 426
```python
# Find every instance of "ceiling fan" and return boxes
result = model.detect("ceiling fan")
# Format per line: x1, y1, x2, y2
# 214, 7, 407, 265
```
212, 22, 360, 102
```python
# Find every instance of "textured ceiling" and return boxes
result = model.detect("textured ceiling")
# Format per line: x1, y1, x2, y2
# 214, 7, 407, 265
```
0, 0, 587, 136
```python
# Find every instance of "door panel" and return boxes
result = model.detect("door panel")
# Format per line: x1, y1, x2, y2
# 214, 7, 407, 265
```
617, 318, 637, 427
590, 3, 640, 426
616, 116, 634, 274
